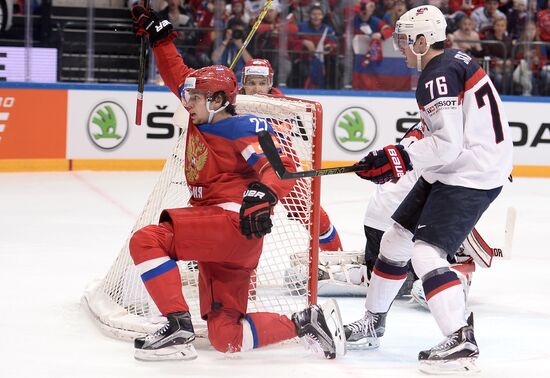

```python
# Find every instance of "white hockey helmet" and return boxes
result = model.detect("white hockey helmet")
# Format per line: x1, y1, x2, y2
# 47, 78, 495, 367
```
393, 5, 447, 51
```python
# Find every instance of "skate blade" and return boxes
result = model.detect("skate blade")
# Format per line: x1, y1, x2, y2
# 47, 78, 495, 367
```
134, 343, 198, 361
345, 337, 380, 351
418, 357, 480, 375
321, 299, 346, 356
300, 335, 336, 360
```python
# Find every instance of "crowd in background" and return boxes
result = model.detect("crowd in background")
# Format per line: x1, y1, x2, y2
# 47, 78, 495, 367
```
5, 0, 550, 94
123, 0, 550, 95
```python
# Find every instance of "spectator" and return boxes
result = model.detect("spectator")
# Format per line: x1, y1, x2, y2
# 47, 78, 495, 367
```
374, 0, 397, 19
537, 0, 550, 42
254, 0, 298, 86
512, 21, 549, 94
354, 0, 393, 40
507, 0, 530, 40
448, 0, 482, 16
383, 0, 408, 27
483, 16, 514, 92
127, 0, 166, 11
294, 4, 338, 88
211, 18, 253, 82
450, 16, 483, 56
352, 0, 412, 91
471, 0, 506, 33
228, 0, 251, 26
290, 0, 323, 23
444, 0, 483, 33
159, 0, 203, 68
195, 0, 229, 65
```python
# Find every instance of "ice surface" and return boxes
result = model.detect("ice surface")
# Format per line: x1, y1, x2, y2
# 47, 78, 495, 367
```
1, 171, 549, 377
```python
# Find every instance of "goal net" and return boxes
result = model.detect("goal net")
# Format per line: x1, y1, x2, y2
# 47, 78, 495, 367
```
82, 94, 322, 340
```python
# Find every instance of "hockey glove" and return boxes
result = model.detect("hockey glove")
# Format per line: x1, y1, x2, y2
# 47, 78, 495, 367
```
131, 5, 173, 45
240, 181, 278, 239
355, 144, 413, 184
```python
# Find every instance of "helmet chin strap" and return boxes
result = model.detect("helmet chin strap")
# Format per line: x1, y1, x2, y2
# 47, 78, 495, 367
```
206, 99, 229, 123
409, 42, 431, 72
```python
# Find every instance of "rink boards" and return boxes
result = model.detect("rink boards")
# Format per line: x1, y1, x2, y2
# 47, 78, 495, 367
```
0, 83, 549, 177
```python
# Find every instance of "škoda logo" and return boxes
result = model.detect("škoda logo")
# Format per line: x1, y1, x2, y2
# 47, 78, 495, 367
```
87, 101, 129, 150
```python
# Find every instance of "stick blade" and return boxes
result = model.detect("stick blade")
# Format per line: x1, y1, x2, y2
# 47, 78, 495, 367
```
257, 131, 286, 179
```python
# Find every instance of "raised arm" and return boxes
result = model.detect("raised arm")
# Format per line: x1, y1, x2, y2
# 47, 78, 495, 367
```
131, 5, 195, 98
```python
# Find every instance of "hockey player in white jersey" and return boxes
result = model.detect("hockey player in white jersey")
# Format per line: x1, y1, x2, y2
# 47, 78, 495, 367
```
347, 5, 513, 374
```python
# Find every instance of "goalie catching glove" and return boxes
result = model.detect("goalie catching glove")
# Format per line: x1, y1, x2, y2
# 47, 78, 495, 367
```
240, 181, 278, 239
355, 144, 413, 184
131, 5, 174, 46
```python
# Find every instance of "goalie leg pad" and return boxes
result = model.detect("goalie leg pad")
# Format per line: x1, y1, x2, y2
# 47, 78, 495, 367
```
317, 251, 368, 297
462, 227, 494, 268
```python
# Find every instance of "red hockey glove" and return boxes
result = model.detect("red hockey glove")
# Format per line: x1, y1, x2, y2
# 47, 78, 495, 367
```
131, 5, 174, 45
240, 181, 278, 239
355, 144, 413, 184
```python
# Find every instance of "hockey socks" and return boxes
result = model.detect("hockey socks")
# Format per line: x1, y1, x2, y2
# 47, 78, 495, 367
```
366, 255, 409, 313
241, 313, 297, 351
422, 267, 467, 336
136, 257, 190, 315
319, 207, 342, 251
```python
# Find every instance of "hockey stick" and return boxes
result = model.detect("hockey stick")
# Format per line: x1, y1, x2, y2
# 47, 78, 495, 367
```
135, 0, 150, 126
502, 206, 516, 259
258, 130, 369, 179
229, 0, 272, 70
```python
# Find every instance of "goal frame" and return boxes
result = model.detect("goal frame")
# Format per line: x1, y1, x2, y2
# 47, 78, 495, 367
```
82, 94, 324, 340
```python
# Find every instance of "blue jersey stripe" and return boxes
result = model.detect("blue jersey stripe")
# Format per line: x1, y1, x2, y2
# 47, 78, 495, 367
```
141, 259, 178, 282
245, 147, 282, 167
198, 115, 275, 140
245, 315, 259, 349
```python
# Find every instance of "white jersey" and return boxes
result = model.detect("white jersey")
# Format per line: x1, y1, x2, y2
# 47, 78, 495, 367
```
406, 49, 513, 190
364, 125, 424, 231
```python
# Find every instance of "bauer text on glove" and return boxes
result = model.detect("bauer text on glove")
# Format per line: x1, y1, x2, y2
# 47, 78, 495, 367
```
239, 182, 278, 239
355, 144, 413, 184
131, 5, 174, 45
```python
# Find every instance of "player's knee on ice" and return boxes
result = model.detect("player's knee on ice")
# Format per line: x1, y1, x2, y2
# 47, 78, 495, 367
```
207, 309, 245, 353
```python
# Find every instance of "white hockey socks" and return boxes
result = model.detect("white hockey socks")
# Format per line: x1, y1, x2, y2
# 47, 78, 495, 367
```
365, 224, 414, 313
412, 241, 468, 336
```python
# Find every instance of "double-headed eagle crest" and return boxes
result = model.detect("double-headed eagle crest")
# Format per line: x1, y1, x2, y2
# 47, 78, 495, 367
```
185, 133, 208, 182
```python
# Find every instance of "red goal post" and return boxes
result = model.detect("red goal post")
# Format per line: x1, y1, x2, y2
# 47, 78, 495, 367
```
82, 94, 323, 340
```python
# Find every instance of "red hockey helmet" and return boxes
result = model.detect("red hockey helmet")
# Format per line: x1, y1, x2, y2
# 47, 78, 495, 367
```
241, 59, 274, 86
182, 65, 238, 105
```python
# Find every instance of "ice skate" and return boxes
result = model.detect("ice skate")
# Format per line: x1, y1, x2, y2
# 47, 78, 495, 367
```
134, 311, 197, 361
292, 300, 344, 359
344, 310, 386, 350
418, 313, 480, 374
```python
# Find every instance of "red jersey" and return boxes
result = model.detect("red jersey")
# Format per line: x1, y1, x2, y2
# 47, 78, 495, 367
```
152, 38, 296, 207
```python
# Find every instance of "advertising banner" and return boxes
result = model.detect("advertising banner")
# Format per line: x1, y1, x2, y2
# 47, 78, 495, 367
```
1, 85, 547, 172
67, 90, 182, 159
293, 94, 550, 167
0, 88, 67, 159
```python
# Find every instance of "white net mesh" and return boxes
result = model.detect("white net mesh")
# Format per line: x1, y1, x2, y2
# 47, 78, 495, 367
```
82, 94, 321, 340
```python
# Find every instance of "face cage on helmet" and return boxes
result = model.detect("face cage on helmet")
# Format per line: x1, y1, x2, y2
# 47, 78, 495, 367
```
392, 31, 413, 51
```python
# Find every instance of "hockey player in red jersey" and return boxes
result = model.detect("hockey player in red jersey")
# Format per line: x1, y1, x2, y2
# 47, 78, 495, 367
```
128, 5, 343, 361
239, 58, 342, 251
346, 5, 513, 374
